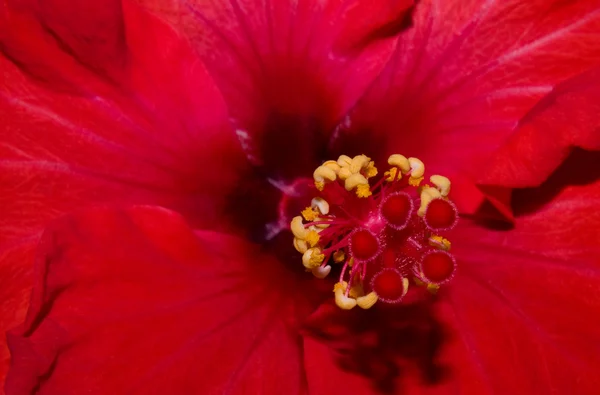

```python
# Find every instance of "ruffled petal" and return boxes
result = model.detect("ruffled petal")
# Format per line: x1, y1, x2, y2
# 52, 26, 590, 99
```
138, 0, 416, 179
332, 0, 600, 211
0, 0, 243, 382
4, 0, 127, 80
479, 67, 600, 187
444, 152, 600, 393
6, 206, 314, 394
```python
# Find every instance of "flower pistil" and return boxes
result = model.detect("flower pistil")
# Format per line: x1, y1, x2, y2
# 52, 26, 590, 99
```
291, 154, 459, 310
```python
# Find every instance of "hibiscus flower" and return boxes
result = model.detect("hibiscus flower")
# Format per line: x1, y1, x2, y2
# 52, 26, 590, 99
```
2, 0, 600, 394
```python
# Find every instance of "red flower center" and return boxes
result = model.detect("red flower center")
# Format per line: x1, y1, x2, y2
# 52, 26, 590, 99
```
291, 154, 459, 310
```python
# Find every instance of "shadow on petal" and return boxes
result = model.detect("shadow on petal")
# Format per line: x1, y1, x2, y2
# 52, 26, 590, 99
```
513, 149, 600, 216
302, 298, 448, 393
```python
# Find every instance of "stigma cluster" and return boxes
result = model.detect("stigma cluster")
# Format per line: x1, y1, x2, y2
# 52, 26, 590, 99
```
291, 154, 458, 310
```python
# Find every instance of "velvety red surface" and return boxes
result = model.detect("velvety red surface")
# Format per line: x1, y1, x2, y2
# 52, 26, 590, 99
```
1, 0, 600, 394
6, 206, 320, 394
0, 1, 245, 385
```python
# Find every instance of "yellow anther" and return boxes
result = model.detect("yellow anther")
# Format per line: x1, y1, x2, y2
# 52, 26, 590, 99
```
305, 230, 320, 247
357, 292, 378, 309
301, 207, 318, 221
290, 216, 308, 239
344, 173, 369, 192
428, 235, 451, 251
407, 157, 425, 179
335, 297, 358, 311
313, 166, 336, 191
334, 282, 357, 310
337, 155, 353, 167
401, 277, 410, 297
333, 281, 347, 292
310, 224, 324, 233
388, 154, 410, 173
364, 161, 378, 178
384, 167, 401, 182
348, 257, 355, 267
311, 265, 331, 279
302, 248, 325, 269
293, 238, 308, 253
313, 218, 330, 229
350, 155, 370, 173
333, 250, 346, 263
409, 176, 424, 187
414, 274, 439, 293
430, 175, 451, 197
338, 167, 352, 180
427, 283, 440, 294
424, 185, 443, 199
355, 184, 372, 198
314, 165, 337, 182
418, 186, 442, 216
323, 160, 341, 173
349, 283, 364, 299
310, 197, 330, 215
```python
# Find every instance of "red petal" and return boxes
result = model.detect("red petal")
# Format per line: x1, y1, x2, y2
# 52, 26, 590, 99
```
332, 0, 600, 208
6, 206, 313, 394
303, 301, 451, 394
443, 156, 600, 393
0, 1, 243, 383
333, 0, 416, 54
303, 337, 378, 394
479, 67, 600, 187
0, 0, 242, 224
139, 0, 416, 178
5, 0, 126, 78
